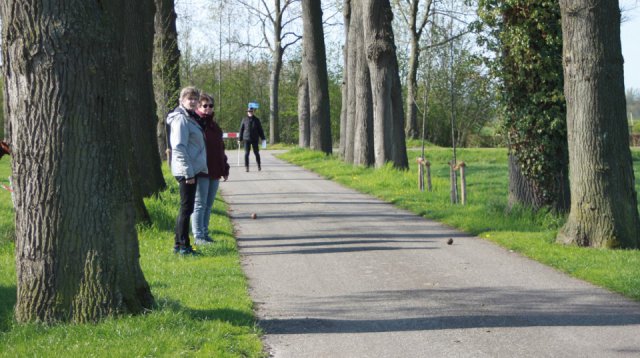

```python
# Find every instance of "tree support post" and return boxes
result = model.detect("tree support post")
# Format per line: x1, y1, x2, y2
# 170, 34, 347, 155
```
449, 161, 458, 204
417, 157, 425, 191
457, 162, 467, 205
425, 159, 432, 192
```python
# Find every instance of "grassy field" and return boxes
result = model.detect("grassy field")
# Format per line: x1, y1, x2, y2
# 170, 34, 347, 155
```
0, 161, 264, 357
278, 147, 640, 301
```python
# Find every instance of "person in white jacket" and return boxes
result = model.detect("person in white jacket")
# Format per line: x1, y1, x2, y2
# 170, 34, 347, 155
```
167, 86, 208, 255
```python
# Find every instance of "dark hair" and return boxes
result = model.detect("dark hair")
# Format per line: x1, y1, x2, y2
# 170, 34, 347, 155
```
199, 93, 214, 106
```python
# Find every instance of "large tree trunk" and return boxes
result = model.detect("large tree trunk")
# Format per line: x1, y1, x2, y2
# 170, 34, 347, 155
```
125, 0, 166, 224
344, 0, 358, 164
490, 1, 569, 213
302, 0, 332, 154
153, 0, 181, 162
557, 0, 640, 248
2, 0, 154, 323
339, 0, 351, 158
508, 154, 543, 209
362, 0, 408, 169
353, 19, 374, 166
297, 55, 310, 147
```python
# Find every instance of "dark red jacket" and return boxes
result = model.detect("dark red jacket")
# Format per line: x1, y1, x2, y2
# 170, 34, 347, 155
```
196, 112, 230, 179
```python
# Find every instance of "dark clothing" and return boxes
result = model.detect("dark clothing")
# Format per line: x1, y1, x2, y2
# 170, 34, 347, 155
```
239, 115, 265, 144
175, 177, 197, 247
244, 141, 261, 168
195, 112, 230, 179
239, 115, 265, 169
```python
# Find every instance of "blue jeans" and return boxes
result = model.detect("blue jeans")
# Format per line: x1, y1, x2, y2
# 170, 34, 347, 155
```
191, 176, 220, 240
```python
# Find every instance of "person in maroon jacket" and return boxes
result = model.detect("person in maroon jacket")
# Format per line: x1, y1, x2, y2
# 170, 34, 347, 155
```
0, 142, 10, 159
191, 93, 230, 245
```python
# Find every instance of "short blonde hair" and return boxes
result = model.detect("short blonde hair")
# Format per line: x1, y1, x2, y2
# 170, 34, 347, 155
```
179, 86, 200, 101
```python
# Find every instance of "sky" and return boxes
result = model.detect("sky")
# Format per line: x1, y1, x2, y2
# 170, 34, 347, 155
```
621, 1, 640, 90
179, 0, 640, 90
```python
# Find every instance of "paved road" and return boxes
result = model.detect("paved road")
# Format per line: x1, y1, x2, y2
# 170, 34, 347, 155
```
220, 150, 640, 358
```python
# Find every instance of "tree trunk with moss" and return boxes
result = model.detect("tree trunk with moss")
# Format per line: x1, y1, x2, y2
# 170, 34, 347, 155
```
1, 0, 154, 323
557, 0, 640, 248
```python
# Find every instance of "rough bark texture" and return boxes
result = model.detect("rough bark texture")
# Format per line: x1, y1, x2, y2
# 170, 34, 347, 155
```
297, 57, 310, 147
125, 0, 166, 223
1, 0, 154, 323
302, 0, 333, 154
362, 0, 408, 169
153, 0, 181, 161
557, 0, 640, 248
508, 154, 542, 209
344, 0, 358, 164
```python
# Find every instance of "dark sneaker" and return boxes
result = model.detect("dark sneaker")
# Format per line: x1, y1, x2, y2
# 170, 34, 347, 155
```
258, 164, 261, 171
203, 236, 215, 243
175, 245, 198, 255
245, 167, 249, 172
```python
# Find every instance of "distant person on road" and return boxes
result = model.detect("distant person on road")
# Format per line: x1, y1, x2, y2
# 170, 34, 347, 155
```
239, 105, 265, 172
167, 86, 208, 255
191, 93, 229, 246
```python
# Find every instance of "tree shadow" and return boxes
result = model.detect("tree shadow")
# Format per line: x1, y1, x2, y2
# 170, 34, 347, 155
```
154, 297, 256, 328
258, 287, 640, 334
0, 284, 16, 332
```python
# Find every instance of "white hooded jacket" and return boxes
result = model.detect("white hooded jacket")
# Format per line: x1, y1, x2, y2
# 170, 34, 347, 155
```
167, 106, 208, 179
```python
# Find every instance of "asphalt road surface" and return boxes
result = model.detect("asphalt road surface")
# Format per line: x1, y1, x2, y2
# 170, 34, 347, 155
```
220, 150, 640, 358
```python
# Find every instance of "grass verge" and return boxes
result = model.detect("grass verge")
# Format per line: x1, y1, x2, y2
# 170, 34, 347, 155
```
0, 161, 264, 357
278, 147, 640, 301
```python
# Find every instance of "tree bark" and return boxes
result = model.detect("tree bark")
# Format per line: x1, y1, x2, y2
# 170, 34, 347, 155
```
508, 154, 542, 209
344, 0, 359, 164
302, 0, 333, 154
153, 0, 181, 162
297, 55, 310, 147
362, 0, 408, 169
125, 0, 166, 224
339, 0, 351, 158
557, 0, 640, 248
2, 0, 154, 323
405, 33, 420, 140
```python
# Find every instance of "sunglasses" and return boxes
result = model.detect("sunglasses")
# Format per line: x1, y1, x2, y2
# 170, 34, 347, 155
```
201, 104, 214, 109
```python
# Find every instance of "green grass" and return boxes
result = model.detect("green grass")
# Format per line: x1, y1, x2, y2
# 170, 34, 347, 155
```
278, 147, 640, 301
0, 161, 264, 357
